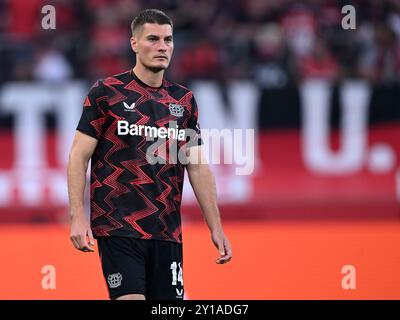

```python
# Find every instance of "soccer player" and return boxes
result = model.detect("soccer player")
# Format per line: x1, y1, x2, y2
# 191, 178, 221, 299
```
67, 9, 232, 300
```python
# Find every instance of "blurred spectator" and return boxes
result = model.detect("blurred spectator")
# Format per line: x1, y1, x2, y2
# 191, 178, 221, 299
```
33, 46, 73, 82
178, 40, 221, 80
252, 23, 291, 87
298, 38, 338, 80
6, 0, 44, 41
280, 2, 317, 59
358, 23, 400, 83
1, 0, 400, 84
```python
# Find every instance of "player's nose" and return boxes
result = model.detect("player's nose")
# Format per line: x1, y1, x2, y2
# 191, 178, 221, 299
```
158, 40, 168, 52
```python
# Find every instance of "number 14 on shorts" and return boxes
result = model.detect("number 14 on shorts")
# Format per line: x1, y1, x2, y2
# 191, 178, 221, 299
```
170, 261, 183, 286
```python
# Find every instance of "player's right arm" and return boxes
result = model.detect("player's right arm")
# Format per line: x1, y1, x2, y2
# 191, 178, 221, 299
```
68, 131, 98, 252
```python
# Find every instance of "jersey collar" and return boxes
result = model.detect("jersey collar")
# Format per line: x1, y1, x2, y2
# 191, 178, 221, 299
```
130, 69, 165, 91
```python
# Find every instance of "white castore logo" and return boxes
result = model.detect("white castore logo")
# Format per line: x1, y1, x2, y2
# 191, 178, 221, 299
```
123, 101, 136, 111
107, 273, 123, 288
176, 288, 183, 297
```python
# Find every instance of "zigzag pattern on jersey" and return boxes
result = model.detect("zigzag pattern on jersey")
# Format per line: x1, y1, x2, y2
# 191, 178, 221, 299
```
82, 70, 197, 242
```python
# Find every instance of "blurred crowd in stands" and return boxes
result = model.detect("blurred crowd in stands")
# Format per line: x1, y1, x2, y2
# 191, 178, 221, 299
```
1, 0, 400, 86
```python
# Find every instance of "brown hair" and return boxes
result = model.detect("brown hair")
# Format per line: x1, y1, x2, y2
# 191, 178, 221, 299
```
131, 9, 173, 35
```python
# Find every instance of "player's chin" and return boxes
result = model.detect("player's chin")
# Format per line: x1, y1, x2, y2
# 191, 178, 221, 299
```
151, 61, 169, 70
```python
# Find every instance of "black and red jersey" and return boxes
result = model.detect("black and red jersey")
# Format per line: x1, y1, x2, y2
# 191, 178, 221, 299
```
77, 69, 202, 243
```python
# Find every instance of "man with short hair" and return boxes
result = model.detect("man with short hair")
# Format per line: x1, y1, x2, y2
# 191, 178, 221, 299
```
68, 9, 232, 300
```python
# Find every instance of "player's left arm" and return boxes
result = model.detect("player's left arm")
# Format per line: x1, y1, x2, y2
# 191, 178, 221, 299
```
186, 145, 232, 264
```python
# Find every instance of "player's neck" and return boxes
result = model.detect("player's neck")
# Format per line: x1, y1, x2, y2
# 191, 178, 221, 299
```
132, 64, 164, 88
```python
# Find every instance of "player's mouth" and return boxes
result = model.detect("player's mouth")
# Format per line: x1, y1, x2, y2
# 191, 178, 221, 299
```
155, 55, 168, 60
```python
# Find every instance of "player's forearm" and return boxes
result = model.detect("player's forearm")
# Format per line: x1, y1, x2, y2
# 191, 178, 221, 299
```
187, 164, 223, 232
67, 153, 89, 218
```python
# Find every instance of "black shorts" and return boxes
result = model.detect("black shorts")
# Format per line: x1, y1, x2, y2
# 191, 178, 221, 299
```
97, 237, 184, 300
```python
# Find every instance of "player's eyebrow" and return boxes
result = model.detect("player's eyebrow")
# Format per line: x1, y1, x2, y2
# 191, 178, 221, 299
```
146, 34, 173, 40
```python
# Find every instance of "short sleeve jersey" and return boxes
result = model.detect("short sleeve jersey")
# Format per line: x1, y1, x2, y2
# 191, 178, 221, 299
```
77, 69, 202, 243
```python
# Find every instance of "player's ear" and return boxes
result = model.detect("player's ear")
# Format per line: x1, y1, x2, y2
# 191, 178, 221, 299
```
130, 37, 138, 54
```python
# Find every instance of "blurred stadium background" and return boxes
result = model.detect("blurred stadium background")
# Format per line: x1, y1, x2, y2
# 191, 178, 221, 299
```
0, 0, 400, 299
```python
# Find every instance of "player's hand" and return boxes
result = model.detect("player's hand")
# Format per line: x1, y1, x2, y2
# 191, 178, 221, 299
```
70, 214, 95, 252
211, 229, 232, 264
